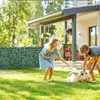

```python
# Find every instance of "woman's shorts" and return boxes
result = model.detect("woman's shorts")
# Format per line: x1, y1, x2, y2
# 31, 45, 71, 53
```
89, 56, 100, 63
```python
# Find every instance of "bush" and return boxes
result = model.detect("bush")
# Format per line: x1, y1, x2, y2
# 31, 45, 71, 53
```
0, 47, 42, 69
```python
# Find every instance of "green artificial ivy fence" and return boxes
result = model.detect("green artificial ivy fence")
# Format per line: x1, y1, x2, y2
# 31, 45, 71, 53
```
0, 47, 42, 69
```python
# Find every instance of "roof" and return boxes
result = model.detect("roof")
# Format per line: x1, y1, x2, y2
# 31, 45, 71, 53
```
27, 12, 63, 25
27, 4, 99, 25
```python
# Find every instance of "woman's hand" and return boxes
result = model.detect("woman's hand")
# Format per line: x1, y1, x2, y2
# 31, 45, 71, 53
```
82, 66, 85, 69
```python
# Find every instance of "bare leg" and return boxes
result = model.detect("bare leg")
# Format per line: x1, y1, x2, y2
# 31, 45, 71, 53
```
44, 67, 51, 81
87, 61, 95, 80
48, 68, 53, 80
96, 66, 100, 74
96, 62, 100, 74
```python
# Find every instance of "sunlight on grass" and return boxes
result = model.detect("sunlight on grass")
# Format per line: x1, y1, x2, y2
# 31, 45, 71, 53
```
0, 68, 100, 100
0, 70, 34, 80
0, 70, 43, 82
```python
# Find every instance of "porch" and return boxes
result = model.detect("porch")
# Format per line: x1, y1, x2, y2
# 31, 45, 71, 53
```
27, 2, 100, 61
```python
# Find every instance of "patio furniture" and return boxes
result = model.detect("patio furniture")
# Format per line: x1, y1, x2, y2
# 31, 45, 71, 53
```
65, 48, 72, 60
65, 49, 84, 61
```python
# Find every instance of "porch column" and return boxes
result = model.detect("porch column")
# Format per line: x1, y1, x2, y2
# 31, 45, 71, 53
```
64, 21, 67, 47
72, 14, 77, 61
40, 25, 44, 47
98, 11, 100, 45
64, 21, 67, 59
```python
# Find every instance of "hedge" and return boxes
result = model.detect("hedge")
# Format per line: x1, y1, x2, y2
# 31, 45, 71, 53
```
0, 47, 42, 69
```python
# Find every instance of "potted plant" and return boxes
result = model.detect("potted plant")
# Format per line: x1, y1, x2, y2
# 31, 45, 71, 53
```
66, 28, 72, 35
41, 32, 51, 43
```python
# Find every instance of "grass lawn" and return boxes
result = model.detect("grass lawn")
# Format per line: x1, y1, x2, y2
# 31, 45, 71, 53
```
0, 68, 100, 100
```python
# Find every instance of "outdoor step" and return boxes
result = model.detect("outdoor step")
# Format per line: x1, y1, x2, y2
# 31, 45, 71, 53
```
54, 64, 82, 68
54, 60, 72, 64
54, 61, 84, 68
54, 61, 84, 65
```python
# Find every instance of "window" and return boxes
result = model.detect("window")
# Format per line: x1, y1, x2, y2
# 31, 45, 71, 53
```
89, 26, 98, 46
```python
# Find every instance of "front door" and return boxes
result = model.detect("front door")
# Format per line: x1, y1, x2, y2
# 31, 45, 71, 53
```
89, 26, 98, 46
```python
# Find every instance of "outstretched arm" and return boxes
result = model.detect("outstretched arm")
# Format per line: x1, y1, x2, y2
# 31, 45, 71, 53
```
58, 55, 70, 66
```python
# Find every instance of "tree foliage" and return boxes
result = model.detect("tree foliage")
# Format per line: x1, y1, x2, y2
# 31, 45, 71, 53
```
0, 0, 65, 47
0, 0, 43, 47
46, 0, 64, 15
55, 22, 65, 43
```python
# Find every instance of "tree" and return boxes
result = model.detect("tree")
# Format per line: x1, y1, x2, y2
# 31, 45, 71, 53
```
46, 0, 63, 15
0, 0, 44, 47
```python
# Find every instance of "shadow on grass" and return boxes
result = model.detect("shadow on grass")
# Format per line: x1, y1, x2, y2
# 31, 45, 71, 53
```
50, 80, 100, 90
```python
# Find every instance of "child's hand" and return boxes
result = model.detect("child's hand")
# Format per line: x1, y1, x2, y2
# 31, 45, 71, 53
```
69, 66, 73, 69
51, 55, 58, 59
67, 64, 73, 69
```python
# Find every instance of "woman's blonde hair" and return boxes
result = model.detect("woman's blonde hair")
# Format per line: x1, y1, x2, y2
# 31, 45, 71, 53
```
80, 44, 89, 53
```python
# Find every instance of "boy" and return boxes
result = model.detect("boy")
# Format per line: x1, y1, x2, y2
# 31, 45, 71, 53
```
80, 44, 100, 81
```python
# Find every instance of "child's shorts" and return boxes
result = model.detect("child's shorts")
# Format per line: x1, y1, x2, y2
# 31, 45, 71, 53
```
89, 56, 100, 63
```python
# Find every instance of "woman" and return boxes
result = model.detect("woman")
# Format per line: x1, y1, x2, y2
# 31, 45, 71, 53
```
39, 38, 70, 82
80, 44, 100, 81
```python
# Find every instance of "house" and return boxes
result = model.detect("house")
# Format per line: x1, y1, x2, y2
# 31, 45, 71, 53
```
27, 0, 100, 61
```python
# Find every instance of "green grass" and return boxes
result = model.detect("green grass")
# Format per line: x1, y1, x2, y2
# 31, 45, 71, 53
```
0, 68, 100, 100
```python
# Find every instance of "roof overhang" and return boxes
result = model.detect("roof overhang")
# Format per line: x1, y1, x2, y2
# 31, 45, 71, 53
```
27, 12, 74, 25
63, 5, 99, 16
27, 5, 99, 25
27, 12, 63, 25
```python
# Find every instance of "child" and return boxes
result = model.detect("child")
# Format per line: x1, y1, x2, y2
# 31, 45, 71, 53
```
80, 44, 100, 81
39, 38, 70, 82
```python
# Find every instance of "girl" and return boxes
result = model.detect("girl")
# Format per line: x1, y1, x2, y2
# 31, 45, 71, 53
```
39, 38, 70, 82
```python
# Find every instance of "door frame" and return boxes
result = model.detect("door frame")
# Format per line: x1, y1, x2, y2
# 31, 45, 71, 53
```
89, 26, 97, 46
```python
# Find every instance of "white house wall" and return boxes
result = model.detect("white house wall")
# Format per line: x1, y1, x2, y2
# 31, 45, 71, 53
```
77, 12, 98, 49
